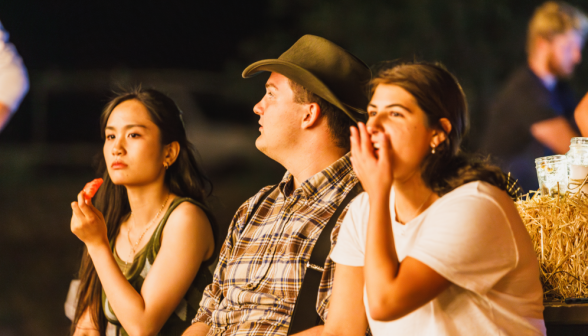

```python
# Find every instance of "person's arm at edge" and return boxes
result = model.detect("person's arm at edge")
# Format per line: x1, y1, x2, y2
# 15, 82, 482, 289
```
321, 264, 368, 336
0, 22, 29, 132
530, 116, 578, 154
0, 103, 11, 131
575, 92, 588, 137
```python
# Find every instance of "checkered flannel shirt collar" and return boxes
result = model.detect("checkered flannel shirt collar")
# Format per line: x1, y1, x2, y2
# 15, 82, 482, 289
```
277, 152, 353, 199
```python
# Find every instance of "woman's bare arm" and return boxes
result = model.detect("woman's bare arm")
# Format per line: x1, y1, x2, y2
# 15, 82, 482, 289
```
72, 195, 214, 336
350, 123, 451, 322
322, 264, 368, 336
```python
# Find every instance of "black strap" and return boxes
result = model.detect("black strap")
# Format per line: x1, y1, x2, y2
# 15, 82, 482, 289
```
287, 183, 363, 335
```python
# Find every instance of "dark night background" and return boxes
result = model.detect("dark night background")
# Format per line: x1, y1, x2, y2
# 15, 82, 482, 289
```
0, 0, 587, 335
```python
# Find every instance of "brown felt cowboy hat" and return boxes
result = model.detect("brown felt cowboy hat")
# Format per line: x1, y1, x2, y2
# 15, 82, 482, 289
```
242, 34, 371, 123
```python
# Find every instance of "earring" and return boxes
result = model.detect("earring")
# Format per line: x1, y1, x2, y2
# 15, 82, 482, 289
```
164, 162, 169, 170
431, 145, 436, 154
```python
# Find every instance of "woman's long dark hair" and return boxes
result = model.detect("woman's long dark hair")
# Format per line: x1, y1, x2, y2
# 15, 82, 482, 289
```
71, 88, 217, 335
371, 62, 515, 197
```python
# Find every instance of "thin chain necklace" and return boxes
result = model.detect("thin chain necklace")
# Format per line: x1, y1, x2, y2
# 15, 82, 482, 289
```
396, 190, 434, 224
414, 190, 433, 216
125, 193, 170, 267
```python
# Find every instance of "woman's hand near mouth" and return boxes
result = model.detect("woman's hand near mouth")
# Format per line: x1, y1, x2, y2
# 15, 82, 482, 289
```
350, 122, 394, 199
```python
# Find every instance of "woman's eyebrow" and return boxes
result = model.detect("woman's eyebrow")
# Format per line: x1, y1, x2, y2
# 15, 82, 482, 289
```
105, 124, 148, 131
384, 104, 412, 113
367, 103, 412, 113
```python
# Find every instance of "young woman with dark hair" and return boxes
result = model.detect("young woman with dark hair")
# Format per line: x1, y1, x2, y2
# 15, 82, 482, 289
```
322, 62, 545, 335
70, 89, 217, 336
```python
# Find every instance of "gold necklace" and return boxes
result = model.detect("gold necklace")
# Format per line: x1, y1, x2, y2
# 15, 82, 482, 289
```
125, 193, 170, 267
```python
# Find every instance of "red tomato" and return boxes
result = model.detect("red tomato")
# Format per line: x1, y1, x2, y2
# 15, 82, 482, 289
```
83, 178, 104, 200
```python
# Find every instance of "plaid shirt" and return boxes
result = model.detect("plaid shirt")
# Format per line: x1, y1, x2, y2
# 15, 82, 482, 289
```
194, 154, 359, 336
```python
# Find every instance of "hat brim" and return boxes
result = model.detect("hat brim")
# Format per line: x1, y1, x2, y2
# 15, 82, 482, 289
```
243, 59, 366, 123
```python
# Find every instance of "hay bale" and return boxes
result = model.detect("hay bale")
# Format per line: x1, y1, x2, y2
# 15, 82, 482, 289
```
517, 191, 588, 301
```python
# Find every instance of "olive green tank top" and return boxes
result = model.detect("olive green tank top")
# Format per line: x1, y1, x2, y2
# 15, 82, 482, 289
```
101, 197, 215, 336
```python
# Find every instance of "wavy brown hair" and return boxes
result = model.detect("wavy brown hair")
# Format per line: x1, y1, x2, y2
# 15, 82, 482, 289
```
371, 62, 515, 197
71, 88, 216, 335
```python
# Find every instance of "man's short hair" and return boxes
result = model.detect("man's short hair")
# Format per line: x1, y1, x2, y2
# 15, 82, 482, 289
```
288, 79, 354, 150
527, 1, 588, 54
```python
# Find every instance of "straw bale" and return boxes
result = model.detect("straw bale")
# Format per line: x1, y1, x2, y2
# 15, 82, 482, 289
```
517, 190, 588, 300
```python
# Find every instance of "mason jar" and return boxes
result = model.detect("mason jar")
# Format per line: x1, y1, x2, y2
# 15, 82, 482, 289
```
535, 155, 567, 196
566, 137, 588, 195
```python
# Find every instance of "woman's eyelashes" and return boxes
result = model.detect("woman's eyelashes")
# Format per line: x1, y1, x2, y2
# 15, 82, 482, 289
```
389, 110, 404, 118
105, 132, 141, 140
367, 109, 404, 118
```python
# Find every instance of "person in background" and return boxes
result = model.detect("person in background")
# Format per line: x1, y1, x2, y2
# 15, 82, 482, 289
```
184, 35, 370, 336
575, 92, 588, 136
323, 62, 545, 336
480, 1, 588, 191
70, 89, 217, 336
0, 20, 29, 132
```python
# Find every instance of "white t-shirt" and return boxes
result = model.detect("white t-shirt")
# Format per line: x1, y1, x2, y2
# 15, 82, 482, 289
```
331, 181, 546, 336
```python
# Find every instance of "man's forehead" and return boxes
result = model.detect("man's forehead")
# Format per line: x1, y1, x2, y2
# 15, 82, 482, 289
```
266, 72, 290, 88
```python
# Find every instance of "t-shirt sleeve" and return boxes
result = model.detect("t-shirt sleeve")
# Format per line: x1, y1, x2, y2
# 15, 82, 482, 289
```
408, 194, 518, 296
330, 192, 369, 267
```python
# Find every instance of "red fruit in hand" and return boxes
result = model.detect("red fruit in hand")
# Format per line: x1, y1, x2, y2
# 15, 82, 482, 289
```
83, 178, 104, 200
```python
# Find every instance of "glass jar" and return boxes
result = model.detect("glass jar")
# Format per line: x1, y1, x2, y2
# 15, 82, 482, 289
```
566, 137, 588, 195
535, 155, 568, 196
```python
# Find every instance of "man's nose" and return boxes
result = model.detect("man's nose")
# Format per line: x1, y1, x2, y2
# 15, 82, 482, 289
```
253, 99, 264, 116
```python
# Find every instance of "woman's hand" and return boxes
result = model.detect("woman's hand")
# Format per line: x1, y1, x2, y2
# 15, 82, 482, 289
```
71, 191, 108, 248
350, 122, 394, 198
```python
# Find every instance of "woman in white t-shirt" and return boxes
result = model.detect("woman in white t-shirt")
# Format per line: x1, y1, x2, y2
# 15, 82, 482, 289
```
323, 62, 545, 336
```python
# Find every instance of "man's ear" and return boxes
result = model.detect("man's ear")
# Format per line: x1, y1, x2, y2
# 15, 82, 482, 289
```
431, 118, 452, 147
301, 102, 321, 129
163, 141, 181, 167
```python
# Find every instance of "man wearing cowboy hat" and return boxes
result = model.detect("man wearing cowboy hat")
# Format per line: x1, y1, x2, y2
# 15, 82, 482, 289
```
184, 35, 370, 336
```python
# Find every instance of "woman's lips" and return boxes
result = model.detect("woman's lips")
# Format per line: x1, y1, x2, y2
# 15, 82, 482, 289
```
111, 162, 127, 169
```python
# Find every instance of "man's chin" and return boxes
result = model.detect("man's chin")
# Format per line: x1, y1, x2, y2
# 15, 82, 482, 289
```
549, 61, 575, 80
555, 70, 574, 80
255, 138, 267, 154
